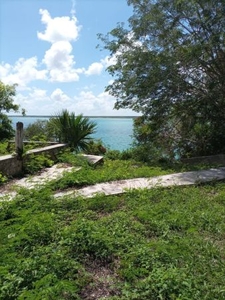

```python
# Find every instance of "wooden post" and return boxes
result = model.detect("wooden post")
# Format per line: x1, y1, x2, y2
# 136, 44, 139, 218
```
16, 122, 24, 159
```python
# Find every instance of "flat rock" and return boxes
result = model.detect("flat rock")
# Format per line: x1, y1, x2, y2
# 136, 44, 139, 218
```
81, 154, 104, 165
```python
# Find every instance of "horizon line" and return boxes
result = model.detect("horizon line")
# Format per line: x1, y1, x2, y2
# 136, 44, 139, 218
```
8, 115, 139, 118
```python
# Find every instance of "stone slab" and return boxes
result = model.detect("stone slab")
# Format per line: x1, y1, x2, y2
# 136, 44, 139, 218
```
81, 154, 104, 165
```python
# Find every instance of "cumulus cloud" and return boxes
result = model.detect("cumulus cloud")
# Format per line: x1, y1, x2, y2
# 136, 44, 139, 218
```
50, 88, 70, 102
83, 55, 117, 77
72, 90, 116, 115
0, 57, 47, 87
0, 63, 12, 77
85, 62, 104, 76
14, 88, 49, 112
13, 85, 138, 116
37, 9, 81, 43
38, 8, 83, 82
15, 87, 71, 115
29, 88, 47, 99
71, 89, 139, 116
43, 41, 80, 82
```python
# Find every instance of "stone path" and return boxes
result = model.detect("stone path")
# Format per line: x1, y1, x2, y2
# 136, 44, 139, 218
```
0, 154, 103, 201
1, 164, 225, 201
54, 167, 225, 199
0, 163, 77, 200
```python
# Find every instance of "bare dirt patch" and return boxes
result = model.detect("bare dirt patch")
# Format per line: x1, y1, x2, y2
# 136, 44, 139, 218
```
80, 259, 121, 300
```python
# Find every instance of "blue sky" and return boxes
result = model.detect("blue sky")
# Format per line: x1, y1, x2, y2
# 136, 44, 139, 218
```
0, 0, 138, 116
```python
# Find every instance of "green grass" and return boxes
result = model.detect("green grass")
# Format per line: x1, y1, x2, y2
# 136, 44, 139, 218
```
1, 158, 225, 299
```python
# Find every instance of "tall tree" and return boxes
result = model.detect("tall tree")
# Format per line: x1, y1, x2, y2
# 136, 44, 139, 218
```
99, 0, 225, 158
0, 81, 19, 140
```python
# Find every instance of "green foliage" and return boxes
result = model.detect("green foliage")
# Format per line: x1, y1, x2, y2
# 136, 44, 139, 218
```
24, 120, 51, 141
57, 149, 91, 168
1, 178, 225, 298
48, 109, 97, 151
0, 81, 20, 141
83, 139, 107, 155
0, 142, 14, 155
0, 172, 7, 185
99, 0, 225, 158
23, 153, 54, 174
0, 114, 15, 141
104, 149, 122, 160
2, 155, 225, 299
104, 149, 136, 161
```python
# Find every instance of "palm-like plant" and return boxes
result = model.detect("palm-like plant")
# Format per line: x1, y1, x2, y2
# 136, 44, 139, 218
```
48, 110, 97, 152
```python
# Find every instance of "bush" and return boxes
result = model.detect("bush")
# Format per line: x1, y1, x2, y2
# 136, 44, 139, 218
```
24, 120, 50, 141
23, 153, 54, 174
0, 172, 7, 185
84, 139, 107, 155
0, 142, 14, 155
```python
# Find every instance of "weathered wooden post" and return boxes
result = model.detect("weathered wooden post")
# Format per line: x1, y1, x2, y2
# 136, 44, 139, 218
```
16, 122, 24, 160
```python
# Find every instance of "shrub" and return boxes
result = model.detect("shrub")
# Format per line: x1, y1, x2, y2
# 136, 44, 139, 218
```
23, 153, 54, 174
84, 139, 107, 155
0, 172, 7, 185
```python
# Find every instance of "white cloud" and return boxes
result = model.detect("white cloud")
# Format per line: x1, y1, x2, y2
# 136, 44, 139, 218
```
14, 87, 68, 115
43, 41, 74, 70
72, 90, 116, 115
83, 56, 116, 77
13, 89, 48, 113
50, 88, 70, 102
42, 41, 80, 82
13, 86, 139, 116
0, 57, 47, 87
0, 63, 12, 77
37, 9, 81, 43
72, 90, 139, 116
85, 62, 104, 76
29, 88, 47, 99
38, 8, 83, 83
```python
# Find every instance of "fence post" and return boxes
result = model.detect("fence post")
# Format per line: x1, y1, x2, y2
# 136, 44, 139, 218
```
16, 122, 24, 160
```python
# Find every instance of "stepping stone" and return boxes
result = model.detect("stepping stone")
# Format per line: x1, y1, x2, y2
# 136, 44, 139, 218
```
81, 154, 104, 165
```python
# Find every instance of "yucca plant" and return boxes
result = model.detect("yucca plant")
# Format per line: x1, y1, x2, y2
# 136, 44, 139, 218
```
48, 109, 97, 152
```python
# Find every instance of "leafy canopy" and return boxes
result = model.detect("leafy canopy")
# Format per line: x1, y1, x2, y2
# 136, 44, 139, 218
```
99, 0, 225, 158
0, 81, 20, 140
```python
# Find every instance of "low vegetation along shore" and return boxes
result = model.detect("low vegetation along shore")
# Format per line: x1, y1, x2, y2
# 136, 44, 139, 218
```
0, 151, 225, 299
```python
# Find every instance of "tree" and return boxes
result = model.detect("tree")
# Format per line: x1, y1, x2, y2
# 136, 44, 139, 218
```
24, 120, 51, 141
99, 0, 225, 158
0, 81, 19, 140
48, 109, 97, 151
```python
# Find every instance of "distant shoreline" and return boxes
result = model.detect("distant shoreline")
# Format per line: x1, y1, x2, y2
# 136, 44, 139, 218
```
8, 115, 138, 119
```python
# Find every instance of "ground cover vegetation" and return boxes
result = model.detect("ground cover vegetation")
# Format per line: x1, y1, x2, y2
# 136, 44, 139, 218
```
1, 167, 225, 299
99, 0, 225, 159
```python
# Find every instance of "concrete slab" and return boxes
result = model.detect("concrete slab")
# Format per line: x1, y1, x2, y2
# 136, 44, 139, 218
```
0, 163, 78, 201
1, 165, 225, 201
54, 167, 225, 199
81, 154, 104, 165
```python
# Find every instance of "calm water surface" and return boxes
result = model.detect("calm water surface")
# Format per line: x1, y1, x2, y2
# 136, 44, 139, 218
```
9, 116, 134, 151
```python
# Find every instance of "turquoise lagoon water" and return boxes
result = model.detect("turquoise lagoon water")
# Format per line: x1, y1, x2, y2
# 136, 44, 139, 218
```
9, 116, 134, 151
